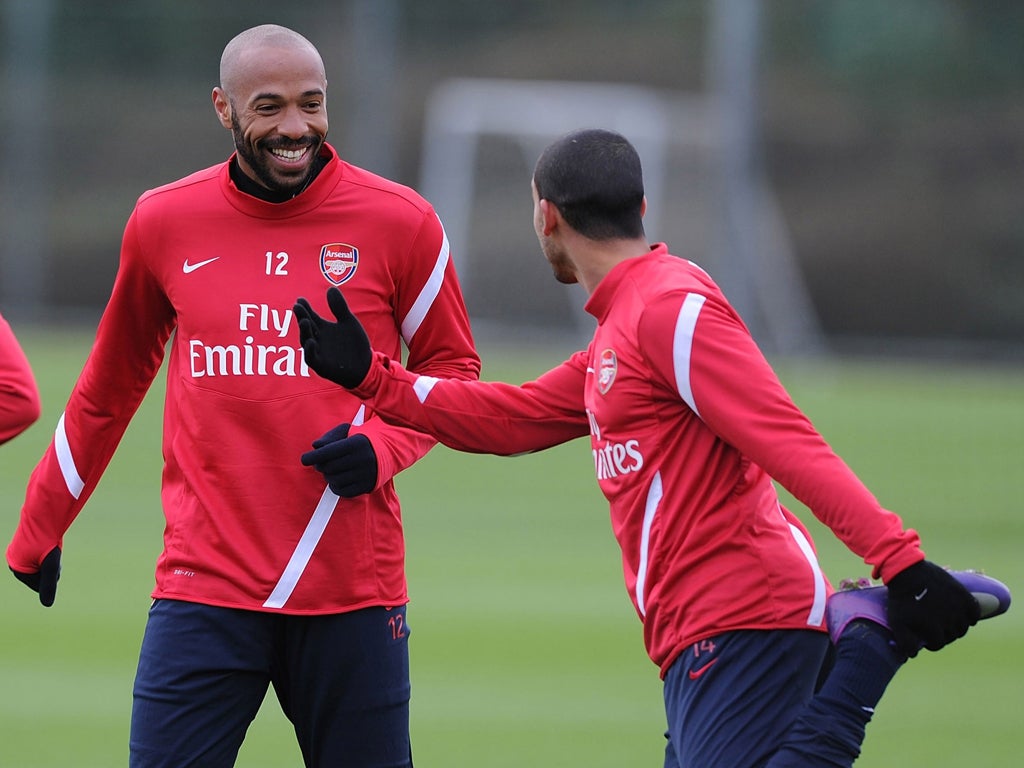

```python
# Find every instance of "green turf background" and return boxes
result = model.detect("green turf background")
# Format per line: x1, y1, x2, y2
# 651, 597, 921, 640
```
2, 326, 1021, 767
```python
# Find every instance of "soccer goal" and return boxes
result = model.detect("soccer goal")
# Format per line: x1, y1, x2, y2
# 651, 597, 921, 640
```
419, 77, 824, 355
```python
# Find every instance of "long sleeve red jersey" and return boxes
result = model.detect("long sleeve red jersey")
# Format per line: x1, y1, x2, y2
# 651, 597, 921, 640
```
350, 244, 924, 674
7, 144, 480, 613
0, 313, 42, 445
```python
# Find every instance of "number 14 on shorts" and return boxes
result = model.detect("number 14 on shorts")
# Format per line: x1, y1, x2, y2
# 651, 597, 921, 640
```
688, 638, 719, 680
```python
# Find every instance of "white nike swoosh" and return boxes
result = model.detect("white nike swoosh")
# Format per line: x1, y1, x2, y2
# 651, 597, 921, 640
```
183, 256, 220, 274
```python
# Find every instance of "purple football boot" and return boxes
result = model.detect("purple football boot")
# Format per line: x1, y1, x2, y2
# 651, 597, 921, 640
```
826, 569, 1011, 645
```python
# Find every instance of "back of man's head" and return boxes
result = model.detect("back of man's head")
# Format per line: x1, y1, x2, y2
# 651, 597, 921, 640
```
533, 129, 645, 241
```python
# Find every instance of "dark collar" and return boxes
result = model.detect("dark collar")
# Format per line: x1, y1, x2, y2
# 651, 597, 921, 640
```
229, 153, 329, 203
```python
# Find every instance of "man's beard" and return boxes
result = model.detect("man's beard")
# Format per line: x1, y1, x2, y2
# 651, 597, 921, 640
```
231, 116, 323, 196
543, 242, 578, 285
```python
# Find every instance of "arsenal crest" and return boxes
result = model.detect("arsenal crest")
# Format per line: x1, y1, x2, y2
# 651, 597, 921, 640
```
320, 243, 359, 285
597, 348, 617, 395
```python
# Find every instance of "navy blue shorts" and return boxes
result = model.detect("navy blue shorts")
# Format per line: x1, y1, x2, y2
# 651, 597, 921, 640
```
662, 629, 830, 768
129, 599, 412, 768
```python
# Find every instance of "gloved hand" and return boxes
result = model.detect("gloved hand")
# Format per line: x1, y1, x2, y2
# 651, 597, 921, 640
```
293, 288, 372, 389
301, 423, 378, 497
10, 545, 62, 607
887, 559, 980, 657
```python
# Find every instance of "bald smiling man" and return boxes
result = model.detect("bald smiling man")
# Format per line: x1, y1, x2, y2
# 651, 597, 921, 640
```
7, 24, 479, 767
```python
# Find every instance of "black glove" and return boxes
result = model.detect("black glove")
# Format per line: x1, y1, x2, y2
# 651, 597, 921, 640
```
887, 559, 980, 657
293, 288, 372, 389
301, 423, 378, 497
10, 546, 62, 607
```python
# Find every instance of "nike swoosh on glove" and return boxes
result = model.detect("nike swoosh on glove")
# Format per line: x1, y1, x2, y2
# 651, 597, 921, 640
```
301, 423, 378, 498
10, 546, 62, 607
887, 559, 981, 657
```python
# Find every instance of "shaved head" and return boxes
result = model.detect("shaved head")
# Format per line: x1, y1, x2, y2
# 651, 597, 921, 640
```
212, 24, 329, 196
219, 24, 325, 99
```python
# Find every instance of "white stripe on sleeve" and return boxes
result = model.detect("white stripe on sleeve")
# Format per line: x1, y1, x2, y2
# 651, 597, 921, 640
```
55, 412, 85, 499
672, 293, 705, 417
352, 403, 366, 427
400, 218, 449, 343
413, 375, 439, 403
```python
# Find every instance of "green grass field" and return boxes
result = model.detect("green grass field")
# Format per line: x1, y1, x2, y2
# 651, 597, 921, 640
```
2, 325, 1021, 767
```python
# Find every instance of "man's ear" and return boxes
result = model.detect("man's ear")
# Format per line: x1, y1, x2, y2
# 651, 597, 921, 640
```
212, 87, 233, 129
539, 198, 560, 236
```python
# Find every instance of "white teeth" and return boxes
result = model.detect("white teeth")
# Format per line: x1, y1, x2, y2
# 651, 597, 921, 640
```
272, 148, 304, 160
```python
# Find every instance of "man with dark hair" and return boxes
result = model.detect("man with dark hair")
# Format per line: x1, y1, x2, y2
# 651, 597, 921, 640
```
293, 127, 1010, 767
532, 129, 645, 241
7, 24, 479, 768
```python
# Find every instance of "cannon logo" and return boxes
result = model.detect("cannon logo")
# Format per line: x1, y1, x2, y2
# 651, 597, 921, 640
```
320, 243, 359, 285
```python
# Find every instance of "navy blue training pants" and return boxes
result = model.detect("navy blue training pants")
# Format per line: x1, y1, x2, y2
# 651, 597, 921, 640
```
663, 629, 831, 768
129, 599, 412, 768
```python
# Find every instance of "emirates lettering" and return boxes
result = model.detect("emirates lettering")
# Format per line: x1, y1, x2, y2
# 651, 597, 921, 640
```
189, 303, 308, 378
189, 337, 309, 378
593, 439, 644, 480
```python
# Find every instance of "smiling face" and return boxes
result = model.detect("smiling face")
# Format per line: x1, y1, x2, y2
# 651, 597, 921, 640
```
213, 38, 328, 195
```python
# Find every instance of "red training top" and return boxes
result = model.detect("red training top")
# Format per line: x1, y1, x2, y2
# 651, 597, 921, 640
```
7, 144, 480, 613
351, 244, 924, 675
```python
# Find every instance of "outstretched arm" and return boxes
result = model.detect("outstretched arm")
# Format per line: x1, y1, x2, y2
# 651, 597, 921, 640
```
294, 288, 590, 455
638, 288, 981, 655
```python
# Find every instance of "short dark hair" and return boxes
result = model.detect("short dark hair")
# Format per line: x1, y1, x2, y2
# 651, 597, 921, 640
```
533, 129, 645, 240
